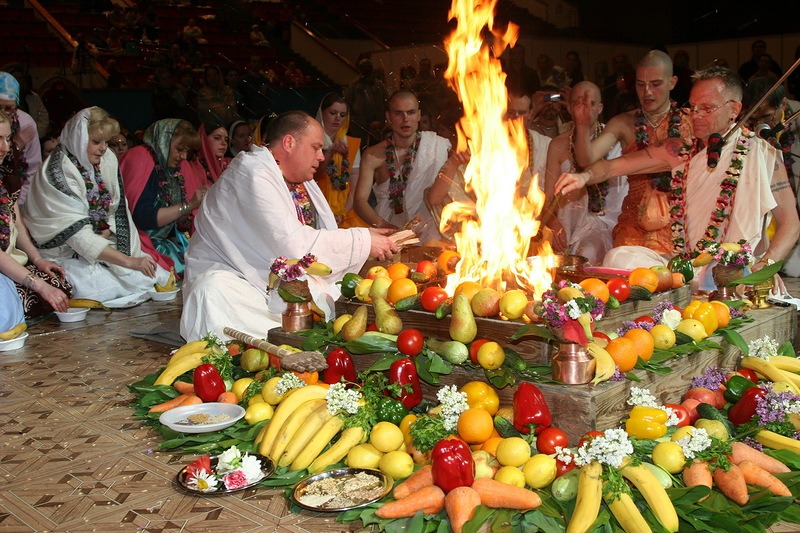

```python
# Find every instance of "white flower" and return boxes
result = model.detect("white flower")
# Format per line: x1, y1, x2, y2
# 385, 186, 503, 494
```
565, 299, 583, 320
677, 428, 712, 459
240, 454, 264, 483
186, 469, 219, 492
748, 335, 780, 360
661, 309, 682, 330
554, 446, 573, 465
325, 382, 362, 415
574, 428, 633, 469
276, 372, 306, 396
627, 387, 659, 408
217, 445, 243, 473
663, 406, 680, 427
437, 385, 468, 433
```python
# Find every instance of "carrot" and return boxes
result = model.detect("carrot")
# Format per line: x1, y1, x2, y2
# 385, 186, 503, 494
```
149, 393, 190, 413
738, 460, 792, 497
217, 391, 238, 404
445, 486, 482, 533
173, 381, 195, 394
393, 465, 434, 499
471, 477, 542, 510
181, 395, 203, 406
375, 485, 445, 519
683, 460, 713, 489
730, 441, 790, 474
712, 462, 749, 505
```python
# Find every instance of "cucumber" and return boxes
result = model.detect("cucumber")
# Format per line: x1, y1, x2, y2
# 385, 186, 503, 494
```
394, 294, 422, 312
493, 415, 523, 438
628, 285, 653, 301
435, 298, 453, 319
606, 295, 621, 309
696, 403, 735, 436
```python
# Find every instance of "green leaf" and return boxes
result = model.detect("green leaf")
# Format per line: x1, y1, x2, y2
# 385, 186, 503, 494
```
415, 353, 440, 385
716, 328, 749, 354
463, 506, 495, 533
778, 341, 796, 357
485, 366, 517, 388
427, 352, 453, 375
510, 323, 557, 341
367, 353, 405, 372
634, 358, 673, 375
727, 260, 783, 286
343, 334, 399, 354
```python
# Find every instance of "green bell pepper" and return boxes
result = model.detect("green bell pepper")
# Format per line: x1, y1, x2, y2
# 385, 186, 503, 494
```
668, 256, 694, 283
376, 396, 409, 425
724, 374, 756, 404
336, 273, 363, 299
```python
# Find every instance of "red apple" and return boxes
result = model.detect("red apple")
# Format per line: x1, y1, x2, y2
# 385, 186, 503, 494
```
683, 387, 717, 406
650, 266, 673, 293
680, 398, 701, 424
592, 331, 611, 348
415, 260, 438, 279
713, 387, 727, 409
365, 265, 389, 280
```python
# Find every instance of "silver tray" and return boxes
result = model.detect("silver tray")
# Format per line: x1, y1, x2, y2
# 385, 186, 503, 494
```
175, 453, 275, 495
293, 468, 393, 512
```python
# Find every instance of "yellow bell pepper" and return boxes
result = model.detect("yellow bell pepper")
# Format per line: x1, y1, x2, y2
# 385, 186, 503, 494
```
625, 405, 668, 439
459, 381, 500, 416
682, 301, 718, 335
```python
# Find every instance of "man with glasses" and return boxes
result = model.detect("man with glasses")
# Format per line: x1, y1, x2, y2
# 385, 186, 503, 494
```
556, 66, 800, 292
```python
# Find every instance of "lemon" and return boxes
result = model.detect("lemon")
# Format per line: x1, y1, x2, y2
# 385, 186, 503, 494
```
651, 441, 686, 474
498, 289, 528, 320
495, 437, 532, 467
649, 324, 676, 350
248, 394, 266, 406
378, 450, 414, 480
670, 426, 695, 442
346, 443, 383, 469
244, 402, 273, 424
477, 341, 506, 370
523, 454, 557, 489
333, 314, 352, 335
676, 319, 708, 342
370, 422, 404, 453
261, 376, 285, 405
232, 377, 254, 400
494, 465, 526, 487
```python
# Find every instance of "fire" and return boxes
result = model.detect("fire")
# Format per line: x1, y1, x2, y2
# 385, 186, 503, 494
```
441, 0, 553, 297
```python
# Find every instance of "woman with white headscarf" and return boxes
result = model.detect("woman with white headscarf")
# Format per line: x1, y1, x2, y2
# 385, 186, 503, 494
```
23, 107, 169, 308
314, 92, 367, 228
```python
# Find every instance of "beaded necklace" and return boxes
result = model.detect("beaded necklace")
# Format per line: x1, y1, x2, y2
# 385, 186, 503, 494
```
148, 145, 192, 232
568, 122, 608, 213
669, 130, 753, 257
634, 101, 682, 191
66, 151, 112, 233
386, 132, 421, 214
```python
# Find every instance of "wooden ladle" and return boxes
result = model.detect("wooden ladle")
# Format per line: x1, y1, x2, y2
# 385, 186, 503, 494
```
223, 327, 328, 372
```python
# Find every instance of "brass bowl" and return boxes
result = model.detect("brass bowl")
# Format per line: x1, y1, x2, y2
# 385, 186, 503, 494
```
527, 254, 589, 283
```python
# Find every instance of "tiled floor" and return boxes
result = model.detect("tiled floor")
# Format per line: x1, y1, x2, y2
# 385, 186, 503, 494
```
1, 284, 799, 532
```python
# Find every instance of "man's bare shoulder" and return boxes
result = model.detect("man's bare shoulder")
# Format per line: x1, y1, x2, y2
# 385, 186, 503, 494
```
362, 142, 388, 167
605, 111, 636, 140
548, 130, 570, 153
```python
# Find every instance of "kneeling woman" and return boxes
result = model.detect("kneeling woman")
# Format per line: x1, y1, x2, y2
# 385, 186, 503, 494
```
23, 107, 169, 307
120, 119, 206, 274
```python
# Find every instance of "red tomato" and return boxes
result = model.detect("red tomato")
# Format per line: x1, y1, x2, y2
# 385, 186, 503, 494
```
606, 278, 631, 302
556, 457, 575, 477
420, 286, 448, 312
732, 368, 759, 383
635, 315, 656, 324
396, 328, 423, 357
468, 338, 490, 364
536, 427, 569, 455
578, 430, 604, 448
415, 260, 439, 280
663, 403, 691, 427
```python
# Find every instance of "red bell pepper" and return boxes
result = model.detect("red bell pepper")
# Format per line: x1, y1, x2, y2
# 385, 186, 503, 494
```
728, 386, 766, 426
193, 364, 226, 402
388, 357, 422, 409
323, 347, 357, 384
431, 438, 474, 493
513, 382, 551, 434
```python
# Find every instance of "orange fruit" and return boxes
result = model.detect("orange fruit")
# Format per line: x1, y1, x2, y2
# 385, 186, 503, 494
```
437, 250, 461, 274
709, 301, 731, 329
624, 328, 655, 362
457, 407, 495, 444
628, 268, 659, 293
481, 436, 504, 456
579, 278, 610, 303
387, 277, 418, 305
671, 272, 685, 289
454, 280, 483, 301
605, 337, 638, 372
386, 262, 411, 280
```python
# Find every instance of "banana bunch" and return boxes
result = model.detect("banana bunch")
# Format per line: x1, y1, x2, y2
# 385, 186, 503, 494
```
586, 341, 616, 385
154, 269, 176, 292
741, 356, 800, 395
0, 322, 27, 340
153, 339, 214, 386
268, 259, 332, 289
256, 384, 330, 460
620, 461, 678, 532
68, 298, 110, 311
755, 429, 800, 454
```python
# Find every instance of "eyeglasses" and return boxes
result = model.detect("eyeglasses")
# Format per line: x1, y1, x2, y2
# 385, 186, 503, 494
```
682, 99, 735, 116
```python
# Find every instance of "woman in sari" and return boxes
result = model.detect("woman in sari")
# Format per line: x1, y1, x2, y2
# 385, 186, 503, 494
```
313, 93, 366, 228
23, 107, 168, 308
194, 120, 230, 182
120, 119, 206, 275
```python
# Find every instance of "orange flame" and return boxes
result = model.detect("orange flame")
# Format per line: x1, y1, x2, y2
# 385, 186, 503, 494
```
442, 0, 553, 297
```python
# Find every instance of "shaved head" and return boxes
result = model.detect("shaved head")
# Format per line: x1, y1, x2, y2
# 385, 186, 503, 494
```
638, 50, 673, 78
572, 81, 601, 102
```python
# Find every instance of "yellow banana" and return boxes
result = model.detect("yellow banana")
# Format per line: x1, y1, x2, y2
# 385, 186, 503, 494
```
790, 413, 800, 431
755, 429, 800, 454
155, 269, 176, 292
587, 342, 615, 385
308, 426, 366, 474
769, 355, 800, 373
279, 402, 334, 467
620, 461, 678, 532
154, 352, 206, 386
258, 384, 329, 456
291, 415, 345, 471
567, 461, 603, 533
776, 368, 800, 389
68, 298, 110, 311
0, 322, 26, 340
168, 340, 212, 363
268, 398, 327, 461
741, 357, 800, 395
604, 489, 652, 533
268, 259, 333, 288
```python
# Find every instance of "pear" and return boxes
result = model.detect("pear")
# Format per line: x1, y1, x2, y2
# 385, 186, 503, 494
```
557, 286, 584, 303
470, 288, 502, 317
341, 305, 368, 341
372, 296, 403, 335
369, 276, 393, 300
450, 292, 478, 343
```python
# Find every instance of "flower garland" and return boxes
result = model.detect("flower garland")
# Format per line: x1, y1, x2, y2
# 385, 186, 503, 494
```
634, 101, 682, 191
270, 253, 317, 283
711, 239, 754, 267
669, 131, 753, 257
327, 154, 350, 191
147, 145, 192, 233
0, 179, 12, 252
385, 132, 421, 214
66, 152, 112, 233
287, 182, 318, 227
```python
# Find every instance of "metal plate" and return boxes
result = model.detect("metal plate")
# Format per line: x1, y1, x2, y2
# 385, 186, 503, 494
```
293, 468, 393, 512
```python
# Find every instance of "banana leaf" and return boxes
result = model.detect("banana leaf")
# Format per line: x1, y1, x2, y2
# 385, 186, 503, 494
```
727, 260, 783, 286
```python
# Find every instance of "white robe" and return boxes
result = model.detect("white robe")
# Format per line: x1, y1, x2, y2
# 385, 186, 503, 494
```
181, 144, 372, 341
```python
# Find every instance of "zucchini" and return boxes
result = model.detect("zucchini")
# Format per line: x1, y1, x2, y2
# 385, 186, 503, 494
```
394, 294, 422, 312
425, 338, 468, 364
628, 285, 653, 301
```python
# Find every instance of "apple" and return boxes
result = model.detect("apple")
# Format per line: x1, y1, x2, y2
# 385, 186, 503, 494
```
683, 387, 717, 406
415, 260, 438, 279
472, 450, 499, 480
650, 266, 673, 293
680, 398, 701, 424
366, 265, 389, 280
592, 331, 611, 348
